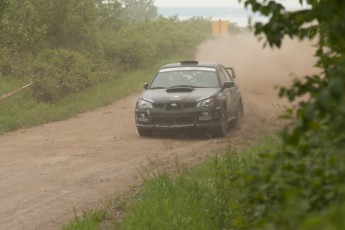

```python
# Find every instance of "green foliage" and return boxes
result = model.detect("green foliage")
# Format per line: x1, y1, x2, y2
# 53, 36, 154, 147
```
0, 0, 47, 53
119, 139, 277, 229
0, 0, 212, 80
234, 0, 345, 228
142, 17, 211, 59
0, 0, 214, 100
102, 17, 211, 70
104, 29, 156, 70
63, 209, 106, 230
301, 203, 345, 230
96, 0, 127, 31
32, 49, 91, 102
0, 0, 9, 19
42, 0, 99, 50
0, 46, 12, 76
0, 61, 165, 133
122, 0, 157, 23
0, 0, 47, 76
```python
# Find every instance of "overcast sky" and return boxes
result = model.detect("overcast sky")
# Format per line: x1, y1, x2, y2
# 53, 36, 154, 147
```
154, 0, 304, 8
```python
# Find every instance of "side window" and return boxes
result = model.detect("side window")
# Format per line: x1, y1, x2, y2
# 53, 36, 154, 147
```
218, 67, 227, 85
221, 66, 232, 81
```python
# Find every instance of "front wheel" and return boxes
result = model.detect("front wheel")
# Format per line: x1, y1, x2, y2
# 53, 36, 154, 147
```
210, 106, 229, 137
234, 100, 244, 129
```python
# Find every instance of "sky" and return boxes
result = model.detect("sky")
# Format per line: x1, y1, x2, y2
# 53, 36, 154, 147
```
154, 0, 304, 8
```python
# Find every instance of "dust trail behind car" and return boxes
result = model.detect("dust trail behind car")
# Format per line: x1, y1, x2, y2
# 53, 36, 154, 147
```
195, 33, 318, 135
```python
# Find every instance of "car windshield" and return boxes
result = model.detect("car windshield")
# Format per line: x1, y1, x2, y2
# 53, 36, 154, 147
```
150, 67, 219, 89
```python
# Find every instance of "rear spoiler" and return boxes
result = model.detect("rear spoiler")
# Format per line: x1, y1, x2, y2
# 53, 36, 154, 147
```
180, 61, 198, 65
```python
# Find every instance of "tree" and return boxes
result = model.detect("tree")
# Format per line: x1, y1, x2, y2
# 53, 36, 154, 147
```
0, 0, 47, 75
122, 0, 157, 23
0, 0, 46, 52
0, 0, 9, 19
236, 0, 345, 228
96, 0, 127, 31
43, 0, 99, 50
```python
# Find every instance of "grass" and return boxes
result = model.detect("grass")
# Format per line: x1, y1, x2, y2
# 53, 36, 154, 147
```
63, 209, 106, 230
118, 138, 278, 230
62, 137, 280, 230
0, 58, 181, 133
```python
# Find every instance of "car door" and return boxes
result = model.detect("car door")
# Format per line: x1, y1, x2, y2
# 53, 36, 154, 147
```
220, 66, 238, 118
217, 66, 232, 118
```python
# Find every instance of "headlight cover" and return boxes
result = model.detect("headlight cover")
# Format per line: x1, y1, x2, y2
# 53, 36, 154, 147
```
196, 97, 216, 108
138, 99, 153, 109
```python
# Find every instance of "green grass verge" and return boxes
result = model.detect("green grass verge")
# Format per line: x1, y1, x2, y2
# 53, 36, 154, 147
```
0, 77, 27, 95
118, 138, 279, 230
63, 209, 106, 230
0, 58, 181, 134
62, 137, 280, 230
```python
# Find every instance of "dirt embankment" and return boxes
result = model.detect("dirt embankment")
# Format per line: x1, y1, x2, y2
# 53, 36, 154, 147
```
0, 34, 316, 230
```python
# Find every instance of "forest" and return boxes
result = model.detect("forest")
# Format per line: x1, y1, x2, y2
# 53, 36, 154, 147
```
0, 0, 211, 102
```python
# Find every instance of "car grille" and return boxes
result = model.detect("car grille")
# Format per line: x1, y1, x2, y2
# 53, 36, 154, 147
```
153, 117, 194, 125
153, 103, 165, 109
182, 103, 196, 109
166, 102, 182, 110
153, 102, 196, 110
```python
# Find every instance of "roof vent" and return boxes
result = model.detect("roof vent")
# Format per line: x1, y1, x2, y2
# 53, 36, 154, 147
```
180, 61, 198, 65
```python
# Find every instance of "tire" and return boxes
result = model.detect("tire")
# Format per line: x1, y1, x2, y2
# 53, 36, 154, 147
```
137, 128, 152, 136
234, 100, 244, 129
210, 106, 229, 137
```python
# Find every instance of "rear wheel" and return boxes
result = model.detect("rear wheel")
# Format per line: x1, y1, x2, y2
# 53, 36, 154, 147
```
210, 106, 229, 137
137, 128, 152, 137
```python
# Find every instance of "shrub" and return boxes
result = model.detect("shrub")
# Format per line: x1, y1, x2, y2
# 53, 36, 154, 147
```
105, 30, 156, 70
32, 49, 92, 102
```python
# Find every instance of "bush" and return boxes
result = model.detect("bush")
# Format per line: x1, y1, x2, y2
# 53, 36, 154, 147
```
102, 17, 211, 71
32, 49, 92, 102
104, 30, 156, 71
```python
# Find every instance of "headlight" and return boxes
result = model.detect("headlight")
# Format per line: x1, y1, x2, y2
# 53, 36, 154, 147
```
196, 97, 216, 108
138, 99, 153, 109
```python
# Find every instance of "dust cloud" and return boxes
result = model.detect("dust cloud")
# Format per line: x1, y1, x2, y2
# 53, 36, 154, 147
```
195, 33, 318, 135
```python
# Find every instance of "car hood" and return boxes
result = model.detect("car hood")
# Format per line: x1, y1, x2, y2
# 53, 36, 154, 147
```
140, 88, 220, 104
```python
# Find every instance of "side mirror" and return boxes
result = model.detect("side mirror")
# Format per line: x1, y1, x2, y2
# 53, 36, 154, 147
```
223, 81, 234, 89
143, 82, 148, 90
226, 67, 236, 79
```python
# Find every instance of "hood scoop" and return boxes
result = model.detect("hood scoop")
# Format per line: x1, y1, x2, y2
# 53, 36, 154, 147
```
166, 87, 194, 93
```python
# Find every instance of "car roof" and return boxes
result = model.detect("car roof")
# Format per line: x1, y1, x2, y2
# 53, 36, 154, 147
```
160, 61, 219, 69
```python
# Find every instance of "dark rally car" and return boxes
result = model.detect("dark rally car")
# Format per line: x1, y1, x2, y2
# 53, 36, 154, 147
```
135, 61, 243, 137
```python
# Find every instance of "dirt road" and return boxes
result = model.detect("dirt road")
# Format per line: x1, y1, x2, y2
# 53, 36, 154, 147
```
0, 95, 286, 230
0, 34, 315, 230
0, 93, 233, 229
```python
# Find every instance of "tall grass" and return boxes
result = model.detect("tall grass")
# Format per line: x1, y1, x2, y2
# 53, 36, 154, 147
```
62, 138, 280, 230
0, 58, 181, 133
0, 77, 27, 94
116, 138, 280, 229
63, 209, 106, 230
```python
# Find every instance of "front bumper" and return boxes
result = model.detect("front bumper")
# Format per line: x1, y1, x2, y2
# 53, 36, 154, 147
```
135, 106, 222, 129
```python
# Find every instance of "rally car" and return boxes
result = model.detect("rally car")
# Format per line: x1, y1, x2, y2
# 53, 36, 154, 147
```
135, 61, 243, 137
